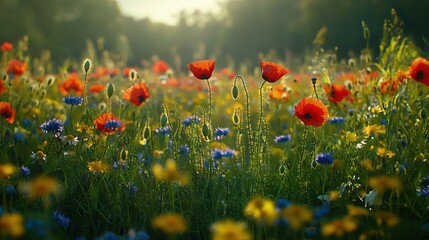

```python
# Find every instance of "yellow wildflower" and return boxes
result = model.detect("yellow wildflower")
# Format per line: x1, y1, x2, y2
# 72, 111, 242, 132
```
153, 150, 164, 158
152, 213, 187, 235
322, 217, 358, 237
152, 159, 189, 185
211, 219, 252, 240
360, 159, 375, 171
88, 161, 111, 173
368, 175, 402, 193
363, 125, 386, 136
244, 196, 276, 225
329, 191, 340, 201
344, 131, 357, 143
375, 211, 400, 227
0, 213, 25, 237
278, 204, 313, 230
0, 163, 16, 180
347, 204, 369, 217
376, 148, 396, 158
19, 176, 60, 198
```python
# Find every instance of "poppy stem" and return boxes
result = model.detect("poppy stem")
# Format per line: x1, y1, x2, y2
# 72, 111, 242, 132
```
234, 75, 253, 162
206, 79, 212, 123
83, 71, 88, 113
256, 81, 267, 155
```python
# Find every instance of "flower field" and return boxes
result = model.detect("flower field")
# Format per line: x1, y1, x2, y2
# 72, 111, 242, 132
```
1, 15, 429, 240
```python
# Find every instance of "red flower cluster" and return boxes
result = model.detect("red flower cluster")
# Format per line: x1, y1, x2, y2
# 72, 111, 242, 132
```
58, 73, 84, 96
6, 59, 27, 77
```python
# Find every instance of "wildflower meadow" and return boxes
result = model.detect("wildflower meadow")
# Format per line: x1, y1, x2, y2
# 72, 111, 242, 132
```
1, 8, 429, 240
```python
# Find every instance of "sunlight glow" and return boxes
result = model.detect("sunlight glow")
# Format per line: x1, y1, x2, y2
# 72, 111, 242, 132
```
116, 0, 221, 25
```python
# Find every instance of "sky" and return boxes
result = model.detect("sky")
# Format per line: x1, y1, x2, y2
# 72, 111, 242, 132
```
115, 0, 222, 25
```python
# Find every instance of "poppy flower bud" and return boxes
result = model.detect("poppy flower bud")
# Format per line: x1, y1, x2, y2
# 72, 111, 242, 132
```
82, 59, 92, 74
232, 111, 240, 126
143, 125, 151, 139
3, 74, 8, 81
98, 102, 107, 112
129, 69, 138, 82
232, 85, 239, 99
160, 112, 168, 127
46, 76, 56, 87
311, 78, 317, 85
420, 108, 428, 120
202, 123, 211, 141
120, 148, 128, 161
107, 83, 115, 99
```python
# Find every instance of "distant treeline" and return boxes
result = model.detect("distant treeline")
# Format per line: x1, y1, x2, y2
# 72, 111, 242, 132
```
0, 0, 428, 69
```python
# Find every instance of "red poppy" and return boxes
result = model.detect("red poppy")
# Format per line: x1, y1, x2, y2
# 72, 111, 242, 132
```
220, 68, 235, 80
409, 57, 429, 86
260, 61, 288, 83
92, 67, 110, 79
0, 80, 6, 95
6, 59, 27, 76
153, 60, 170, 74
89, 84, 105, 93
379, 78, 398, 95
1, 42, 13, 51
123, 82, 150, 107
94, 113, 125, 135
295, 97, 329, 127
268, 84, 289, 102
58, 73, 84, 96
323, 84, 350, 103
0, 102, 15, 124
187, 60, 216, 80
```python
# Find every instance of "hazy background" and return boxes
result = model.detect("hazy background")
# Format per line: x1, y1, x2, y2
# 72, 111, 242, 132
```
0, 0, 428, 69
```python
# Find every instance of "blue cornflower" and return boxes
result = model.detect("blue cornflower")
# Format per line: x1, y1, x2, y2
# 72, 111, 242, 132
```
25, 219, 47, 237
127, 229, 150, 240
178, 144, 190, 156
20, 166, 30, 177
155, 126, 170, 136
104, 120, 122, 130
134, 231, 150, 240
53, 211, 71, 229
328, 117, 345, 124
274, 134, 292, 143
14, 132, 26, 142
97, 232, 118, 240
5, 186, 16, 194
211, 148, 223, 160
275, 199, 291, 209
40, 119, 64, 134
182, 116, 201, 127
313, 202, 330, 219
315, 153, 334, 165
214, 127, 230, 140
222, 149, 235, 158
123, 182, 138, 194
418, 186, 429, 197
211, 148, 236, 160
63, 96, 83, 106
